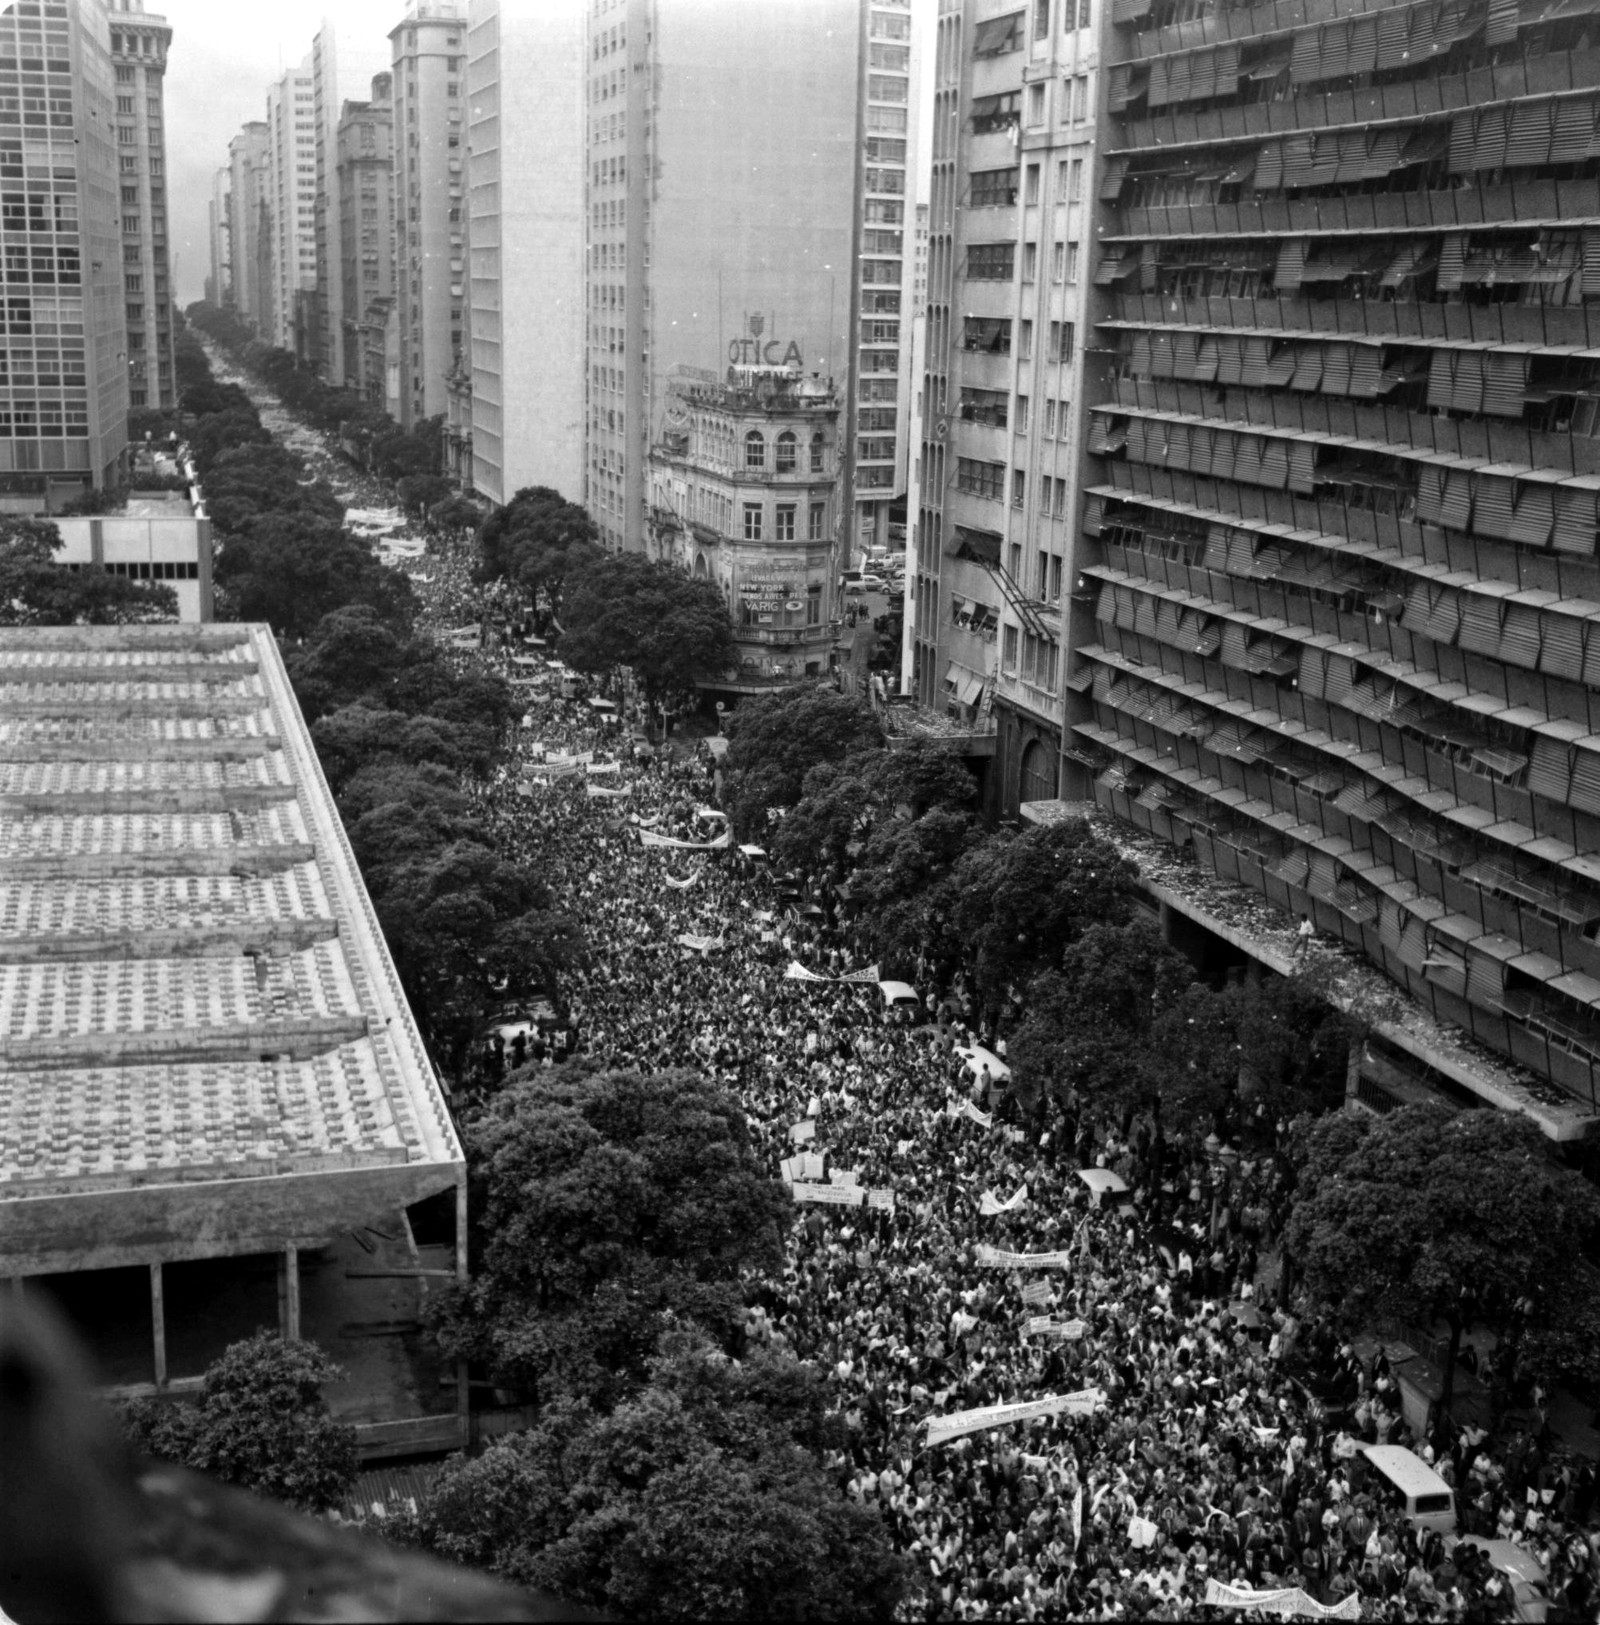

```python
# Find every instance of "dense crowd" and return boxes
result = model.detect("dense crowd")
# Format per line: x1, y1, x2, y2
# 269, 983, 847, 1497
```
377, 530, 1600, 1622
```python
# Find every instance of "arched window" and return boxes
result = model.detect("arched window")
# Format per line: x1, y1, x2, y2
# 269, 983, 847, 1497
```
1019, 740, 1059, 806
744, 430, 766, 470
810, 432, 825, 473
776, 430, 797, 472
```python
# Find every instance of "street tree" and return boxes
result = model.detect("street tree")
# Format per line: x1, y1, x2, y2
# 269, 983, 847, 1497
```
476, 485, 599, 613
0, 517, 176, 626
429, 494, 482, 547
721, 685, 885, 841
1284, 1103, 1600, 1406
411, 1333, 906, 1620
559, 554, 735, 726
429, 1066, 789, 1407
119, 1334, 357, 1513
397, 472, 453, 518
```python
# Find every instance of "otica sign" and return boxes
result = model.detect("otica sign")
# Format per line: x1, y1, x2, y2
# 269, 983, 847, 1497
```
728, 311, 802, 369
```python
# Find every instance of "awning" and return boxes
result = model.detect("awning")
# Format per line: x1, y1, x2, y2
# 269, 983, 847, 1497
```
973, 11, 1023, 56
953, 525, 1002, 566
945, 662, 985, 706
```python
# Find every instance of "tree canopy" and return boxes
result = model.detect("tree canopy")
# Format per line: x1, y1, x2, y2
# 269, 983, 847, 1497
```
119, 1334, 357, 1513
1284, 1103, 1600, 1402
476, 485, 599, 612
430, 1066, 789, 1407
409, 1332, 906, 1621
0, 516, 176, 627
560, 554, 736, 721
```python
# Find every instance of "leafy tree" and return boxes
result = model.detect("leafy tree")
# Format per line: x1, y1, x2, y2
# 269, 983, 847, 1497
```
849, 807, 984, 974
284, 605, 407, 720
397, 472, 453, 518
476, 485, 599, 612
371, 416, 444, 481
430, 1067, 789, 1407
0, 516, 176, 626
721, 685, 885, 841
412, 1333, 906, 1620
560, 554, 736, 727
430, 494, 483, 545
1284, 1104, 1600, 1407
119, 1334, 357, 1513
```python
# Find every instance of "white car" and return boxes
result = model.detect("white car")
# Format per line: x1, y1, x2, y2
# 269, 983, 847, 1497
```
841, 571, 887, 595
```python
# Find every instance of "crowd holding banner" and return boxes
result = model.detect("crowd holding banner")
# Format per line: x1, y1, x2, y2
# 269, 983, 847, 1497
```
415, 543, 1600, 1622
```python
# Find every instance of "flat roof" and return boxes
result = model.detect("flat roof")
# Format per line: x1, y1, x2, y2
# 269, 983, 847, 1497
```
121, 492, 196, 520
0, 624, 463, 1275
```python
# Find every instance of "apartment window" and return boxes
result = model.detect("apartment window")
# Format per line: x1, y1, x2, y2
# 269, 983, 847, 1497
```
1027, 83, 1046, 125
1077, 0, 1092, 25
962, 316, 1011, 354
970, 167, 1019, 208
1023, 243, 1038, 281
807, 585, 823, 625
1051, 243, 1065, 282
1044, 399, 1058, 437
775, 504, 796, 541
743, 502, 763, 540
811, 432, 825, 472
1067, 243, 1080, 283
126, 303, 143, 321
1003, 624, 1020, 671
971, 91, 1021, 135
117, 95, 133, 114
744, 430, 766, 470
1056, 321, 1075, 360
967, 243, 1014, 280
973, 11, 1024, 55
1034, 0, 1052, 37
1015, 395, 1029, 433
1012, 470, 1027, 509
125, 275, 141, 293
120, 186, 137, 206
1024, 164, 1041, 206
957, 459, 1005, 500
1073, 75, 1089, 121
776, 430, 797, 472
959, 388, 1008, 427
809, 501, 826, 540
1019, 320, 1034, 360
1068, 158, 1084, 202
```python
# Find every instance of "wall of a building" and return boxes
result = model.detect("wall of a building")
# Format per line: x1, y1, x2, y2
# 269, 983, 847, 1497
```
264, 61, 316, 352
336, 78, 394, 397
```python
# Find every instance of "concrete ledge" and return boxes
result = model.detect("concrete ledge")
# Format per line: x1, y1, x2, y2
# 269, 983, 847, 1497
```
5, 843, 316, 880
3, 737, 280, 762
0, 661, 259, 685
1, 1014, 370, 1070
0, 625, 249, 650
0, 918, 340, 964
0, 785, 297, 815
0, 695, 267, 718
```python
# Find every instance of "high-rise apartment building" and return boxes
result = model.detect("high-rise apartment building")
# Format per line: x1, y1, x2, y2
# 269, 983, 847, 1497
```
390, 0, 465, 429
310, 16, 392, 384
464, 0, 585, 507
0, 0, 127, 498
107, 0, 173, 413
208, 162, 231, 308
336, 74, 395, 402
1049, 0, 1600, 1116
263, 56, 316, 352
227, 121, 270, 334
909, 0, 1100, 809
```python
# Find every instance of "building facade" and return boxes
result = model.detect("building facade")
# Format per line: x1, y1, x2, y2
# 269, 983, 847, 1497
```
908, 0, 1101, 812
390, 0, 465, 430
107, 1, 174, 413
262, 57, 316, 352
464, 0, 585, 508
207, 162, 230, 308
1068, 0, 1600, 1113
227, 121, 270, 334
335, 74, 395, 397
0, 0, 128, 501
648, 370, 842, 691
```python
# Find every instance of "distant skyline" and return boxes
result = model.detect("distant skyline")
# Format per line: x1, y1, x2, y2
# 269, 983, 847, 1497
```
161, 0, 399, 307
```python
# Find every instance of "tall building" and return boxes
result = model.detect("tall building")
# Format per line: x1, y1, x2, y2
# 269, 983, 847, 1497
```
263, 56, 316, 352
390, 0, 466, 430
909, 0, 1100, 808
335, 74, 395, 400
0, 0, 127, 499
464, 0, 585, 507
207, 162, 231, 308
1055, 0, 1600, 1119
106, 0, 173, 413
227, 121, 270, 335
310, 16, 393, 384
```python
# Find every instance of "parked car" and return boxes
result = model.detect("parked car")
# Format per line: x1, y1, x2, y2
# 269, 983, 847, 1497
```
1454, 1538, 1550, 1623
841, 570, 887, 595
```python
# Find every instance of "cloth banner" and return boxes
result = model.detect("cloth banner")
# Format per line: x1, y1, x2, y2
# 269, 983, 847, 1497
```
955, 1100, 993, 1129
784, 960, 831, 983
924, 1389, 1105, 1447
675, 933, 725, 954
639, 827, 732, 851
663, 870, 700, 890
1020, 1279, 1052, 1308
1024, 1317, 1087, 1340
980, 1184, 1029, 1217
779, 1155, 803, 1182
798, 1151, 827, 1181
586, 782, 632, 798
829, 1168, 861, 1188
867, 1188, 896, 1211
839, 964, 882, 984
975, 1245, 1075, 1270
1202, 1581, 1360, 1621
1128, 1515, 1159, 1549
587, 760, 621, 776
792, 1181, 865, 1207
788, 1119, 817, 1144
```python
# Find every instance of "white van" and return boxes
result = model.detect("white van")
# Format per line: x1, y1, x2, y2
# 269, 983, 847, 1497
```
1360, 1444, 1457, 1536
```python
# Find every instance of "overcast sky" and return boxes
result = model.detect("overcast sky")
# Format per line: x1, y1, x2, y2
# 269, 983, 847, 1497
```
163, 1, 401, 307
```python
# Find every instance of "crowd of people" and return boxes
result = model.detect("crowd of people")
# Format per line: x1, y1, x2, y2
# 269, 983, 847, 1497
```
378, 530, 1600, 1621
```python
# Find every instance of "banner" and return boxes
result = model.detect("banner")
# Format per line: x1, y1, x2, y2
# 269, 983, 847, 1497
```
585, 782, 632, 799
788, 1119, 817, 1144
829, 1168, 861, 1188
924, 1388, 1105, 1447
640, 828, 733, 851
675, 933, 725, 954
975, 1246, 1076, 1270
780, 1155, 803, 1182
792, 1181, 865, 1207
784, 960, 831, 983
783, 961, 887, 986
663, 870, 700, 890
798, 1151, 827, 1180
867, 1188, 897, 1212
1201, 1582, 1360, 1621
587, 760, 621, 776
1020, 1279, 1052, 1308
1023, 1317, 1087, 1340
980, 1184, 1029, 1217
949, 1099, 993, 1129
839, 964, 881, 984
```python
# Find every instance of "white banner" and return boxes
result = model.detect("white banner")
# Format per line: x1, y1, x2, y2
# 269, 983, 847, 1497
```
1202, 1582, 1360, 1621
792, 1181, 865, 1207
924, 1388, 1105, 1447
949, 1099, 993, 1129
839, 964, 881, 984
867, 1188, 896, 1212
784, 960, 831, 983
587, 760, 621, 776
975, 1246, 1075, 1270
663, 870, 700, 890
980, 1184, 1029, 1217
788, 1119, 817, 1144
1020, 1278, 1052, 1307
639, 827, 732, 851
585, 782, 632, 799
1023, 1317, 1087, 1340
675, 933, 725, 954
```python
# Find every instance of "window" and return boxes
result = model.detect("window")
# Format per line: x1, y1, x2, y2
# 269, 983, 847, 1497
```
967, 243, 1015, 280
962, 316, 1012, 354
1023, 243, 1038, 281
809, 502, 826, 539
1051, 243, 1065, 281
1003, 625, 1020, 670
775, 504, 796, 541
807, 585, 823, 625
1019, 320, 1034, 360
1073, 75, 1089, 121
1067, 243, 1080, 283
1044, 399, 1058, 437
1077, 0, 1092, 26
1015, 395, 1029, 432
1068, 158, 1084, 202
959, 388, 1008, 427
1024, 164, 1041, 206
743, 503, 763, 540
1012, 470, 1027, 508
957, 459, 1005, 500
775, 430, 797, 472
811, 432, 825, 472
1027, 83, 1046, 125
1034, 0, 1052, 38
970, 167, 1018, 208
1056, 320, 1075, 360
971, 91, 1021, 135
744, 430, 765, 470
973, 11, 1025, 55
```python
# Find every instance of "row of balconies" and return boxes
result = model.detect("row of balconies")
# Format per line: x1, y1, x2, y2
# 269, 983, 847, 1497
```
1117, 0, 1460, 61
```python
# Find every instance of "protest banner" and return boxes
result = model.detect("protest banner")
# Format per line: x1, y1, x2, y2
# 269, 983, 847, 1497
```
779, 1155, 803, 1183
585, 782, 632, 799
1023, 1316, 1087, 1340
798, 1151, 827, 1180
829, 1167, 861, 1188
975, 1245, 1078, 1270
839, 964, 881, 984
784, 960, 831, 983
675, 933, 725, 954
1020, 1279, 1052, 1308
867, 1188, 897, 1212
979, 1184, 1028, 1217
956, 1100, 993, 1129
1202, 1581, 1359, 1620
587, 760, 620, 776
662, 870, 700, 890
788, 1118, 817, 1144
791, 1181, 866, 1207
924, 1388, 1105, 1446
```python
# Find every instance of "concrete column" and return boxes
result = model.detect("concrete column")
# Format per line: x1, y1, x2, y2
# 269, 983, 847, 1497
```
283, 1243, 300, 1341
150, 1263, 167, 1387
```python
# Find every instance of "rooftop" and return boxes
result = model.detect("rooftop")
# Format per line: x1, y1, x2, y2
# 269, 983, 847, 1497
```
0, 625, 462, 1276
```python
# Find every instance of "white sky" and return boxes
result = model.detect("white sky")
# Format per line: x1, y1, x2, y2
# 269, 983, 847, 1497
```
162, 1, 400, 307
